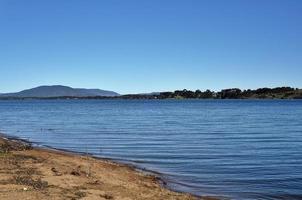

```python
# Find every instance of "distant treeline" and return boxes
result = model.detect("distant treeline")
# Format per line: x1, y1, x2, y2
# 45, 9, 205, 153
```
0, 87, 301, 100
121, 87, 302, 99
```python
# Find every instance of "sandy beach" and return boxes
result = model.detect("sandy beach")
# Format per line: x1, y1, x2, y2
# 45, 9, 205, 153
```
0, 136, 217, 200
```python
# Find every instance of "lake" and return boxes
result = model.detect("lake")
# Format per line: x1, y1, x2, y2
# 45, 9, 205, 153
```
0, 99, 301, 199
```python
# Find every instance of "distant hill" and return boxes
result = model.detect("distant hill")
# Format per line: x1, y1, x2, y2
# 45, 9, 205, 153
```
1, 86, 301, 100
136, 92, 161, 96
0, 85, 120, 98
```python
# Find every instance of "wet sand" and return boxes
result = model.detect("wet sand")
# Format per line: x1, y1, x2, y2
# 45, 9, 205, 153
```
0, 136, 218, 200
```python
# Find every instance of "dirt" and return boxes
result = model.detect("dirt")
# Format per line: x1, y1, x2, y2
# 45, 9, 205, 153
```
0, 136, 219, 200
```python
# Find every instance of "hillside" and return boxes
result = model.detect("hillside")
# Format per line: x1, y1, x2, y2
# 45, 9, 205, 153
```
0, 85, 120, 98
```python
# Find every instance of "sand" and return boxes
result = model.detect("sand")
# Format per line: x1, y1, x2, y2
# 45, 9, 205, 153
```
0, 136, 218, 200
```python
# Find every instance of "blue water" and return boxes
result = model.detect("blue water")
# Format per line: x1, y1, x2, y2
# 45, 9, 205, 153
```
0, 99, 301, 199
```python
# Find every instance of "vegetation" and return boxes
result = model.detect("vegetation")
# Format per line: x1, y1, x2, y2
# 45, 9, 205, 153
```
0, 87, 301, 100
156, 87, 302, 99
123, 87, 302, 99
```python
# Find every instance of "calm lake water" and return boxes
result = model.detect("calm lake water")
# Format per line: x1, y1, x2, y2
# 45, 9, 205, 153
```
0, 99, 301, 199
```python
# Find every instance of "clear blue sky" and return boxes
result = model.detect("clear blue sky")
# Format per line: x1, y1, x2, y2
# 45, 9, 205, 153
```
0, 0, 301, 94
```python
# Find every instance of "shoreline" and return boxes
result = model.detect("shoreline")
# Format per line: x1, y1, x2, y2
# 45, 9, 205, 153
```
0, 134, 219, 200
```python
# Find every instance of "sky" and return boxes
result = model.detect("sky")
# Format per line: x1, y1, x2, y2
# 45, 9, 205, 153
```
0, 0, 301, 94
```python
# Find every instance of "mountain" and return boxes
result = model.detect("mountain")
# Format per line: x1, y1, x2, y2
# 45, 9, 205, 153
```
0, 85, 120, 98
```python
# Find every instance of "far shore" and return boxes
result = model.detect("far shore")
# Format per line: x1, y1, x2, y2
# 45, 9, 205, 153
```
0, 134, 219, 200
